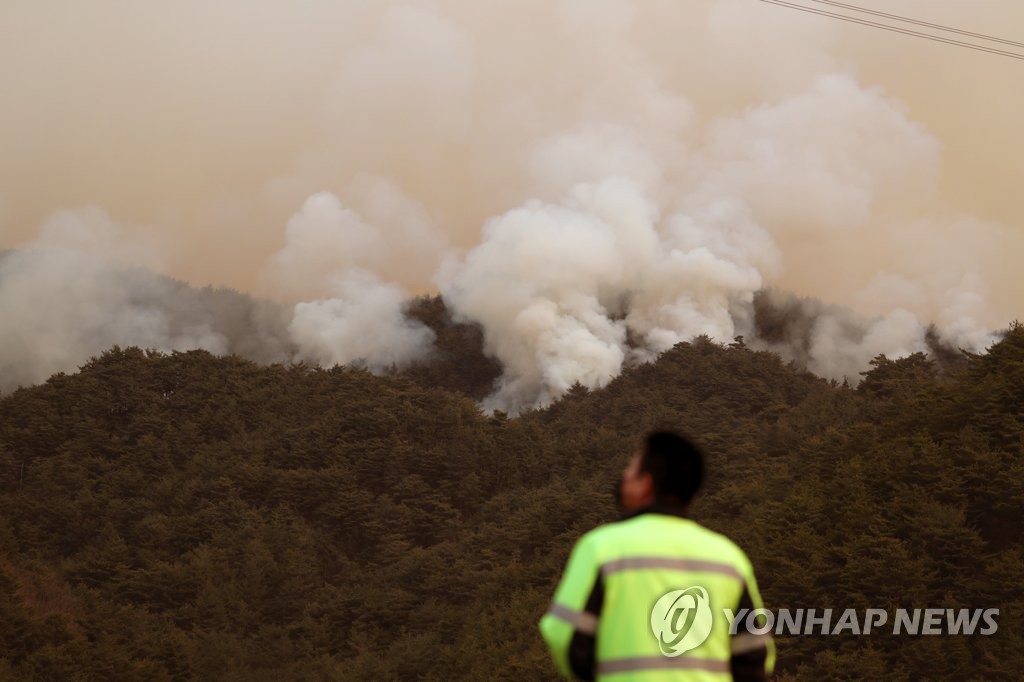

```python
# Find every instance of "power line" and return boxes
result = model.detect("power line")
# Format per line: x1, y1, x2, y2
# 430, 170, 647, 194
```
764, 0, 1024, 59
759, 0, 1024, 61
810, 0, 1024, 49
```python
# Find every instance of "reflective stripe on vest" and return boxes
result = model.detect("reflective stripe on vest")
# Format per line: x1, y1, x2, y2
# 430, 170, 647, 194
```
601, 556, 745, 583
731, 632, 773, 655
546, 602, 600, 635
541, 513, 773, 678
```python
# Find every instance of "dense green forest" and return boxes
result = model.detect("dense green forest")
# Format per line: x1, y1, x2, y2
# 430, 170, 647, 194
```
1, 316, 1022, 680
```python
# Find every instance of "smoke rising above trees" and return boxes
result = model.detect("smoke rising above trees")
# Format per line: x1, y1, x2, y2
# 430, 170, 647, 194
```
1, 1, 1020, 408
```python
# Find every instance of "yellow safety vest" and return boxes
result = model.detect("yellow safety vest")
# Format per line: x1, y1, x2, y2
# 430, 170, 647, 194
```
540, 509, 775, 680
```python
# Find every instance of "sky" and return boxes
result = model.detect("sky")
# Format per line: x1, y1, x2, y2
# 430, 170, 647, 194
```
1, 0, 1022, 407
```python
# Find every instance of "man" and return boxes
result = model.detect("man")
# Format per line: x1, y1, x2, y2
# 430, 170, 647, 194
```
539, 431, 775, 680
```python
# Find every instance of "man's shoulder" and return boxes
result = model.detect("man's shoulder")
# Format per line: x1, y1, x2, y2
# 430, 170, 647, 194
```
580, 516, 756, 572
571, 516, 640, 554
683, 521, 759, 578
575, 518, 627, 545
694, 523, 754, 562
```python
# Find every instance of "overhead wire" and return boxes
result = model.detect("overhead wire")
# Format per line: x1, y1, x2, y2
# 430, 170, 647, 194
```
759, 0, 1024, 61
809, 0, 1024, 49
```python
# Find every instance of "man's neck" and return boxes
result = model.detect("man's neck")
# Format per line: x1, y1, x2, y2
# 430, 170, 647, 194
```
622, 500, 688, 520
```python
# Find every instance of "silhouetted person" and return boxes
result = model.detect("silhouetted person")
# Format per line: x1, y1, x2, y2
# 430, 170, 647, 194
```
540, 431, 774, 680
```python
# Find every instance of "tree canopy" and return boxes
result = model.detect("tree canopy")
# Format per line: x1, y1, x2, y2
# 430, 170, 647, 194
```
1, 322, 1022, 679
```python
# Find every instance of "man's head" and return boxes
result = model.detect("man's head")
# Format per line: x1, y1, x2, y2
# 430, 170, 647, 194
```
618, 431, 705, 513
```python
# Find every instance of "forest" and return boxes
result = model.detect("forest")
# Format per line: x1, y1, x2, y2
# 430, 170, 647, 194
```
1, 301, 1022, 680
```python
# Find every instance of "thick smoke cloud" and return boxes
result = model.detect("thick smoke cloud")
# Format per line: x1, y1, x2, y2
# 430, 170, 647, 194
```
437, 68, 1009, 408
289, 271, 434, 372
1, 1, 1022, 407
264, 189, 438, 371
441, 176, 773, 411
0, 210, 294, 390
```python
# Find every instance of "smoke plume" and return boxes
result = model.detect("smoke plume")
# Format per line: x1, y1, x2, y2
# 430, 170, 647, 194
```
0, 209, 294, 390
265, 188, 438, 371
1, 0, 1022, 408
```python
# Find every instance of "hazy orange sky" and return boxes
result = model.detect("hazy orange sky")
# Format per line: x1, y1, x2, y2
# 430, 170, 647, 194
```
1, 0, 1021, 307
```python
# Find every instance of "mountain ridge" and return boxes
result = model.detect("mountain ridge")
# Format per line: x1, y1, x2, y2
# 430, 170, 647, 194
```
1, 325, 1022, 678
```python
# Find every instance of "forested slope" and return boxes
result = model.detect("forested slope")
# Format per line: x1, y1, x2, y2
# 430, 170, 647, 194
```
1, 326, 1022, 680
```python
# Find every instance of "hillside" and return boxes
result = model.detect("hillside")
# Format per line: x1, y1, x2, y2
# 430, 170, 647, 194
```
1, 327, 1023, 680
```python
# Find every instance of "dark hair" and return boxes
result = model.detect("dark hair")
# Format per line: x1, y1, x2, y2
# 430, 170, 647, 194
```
640, 431, 704, 505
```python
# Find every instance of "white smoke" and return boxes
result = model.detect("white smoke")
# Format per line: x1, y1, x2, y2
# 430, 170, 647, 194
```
264, 179, 445, 299
0, 209, 232, 390
1, 1, 1020, 407
690, 74, 941, 234
440, 176, 776, 411
807, 309, 929, 381
0, 189, 438, 392
289, 269, 434, 371
263, 189, 438, 371
441, 178, 648, 411
437, 69, 998, 410
266, 192, 387, 302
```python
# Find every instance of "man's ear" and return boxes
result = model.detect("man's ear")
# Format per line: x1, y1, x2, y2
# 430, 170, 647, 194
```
640, 471, 655, 501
